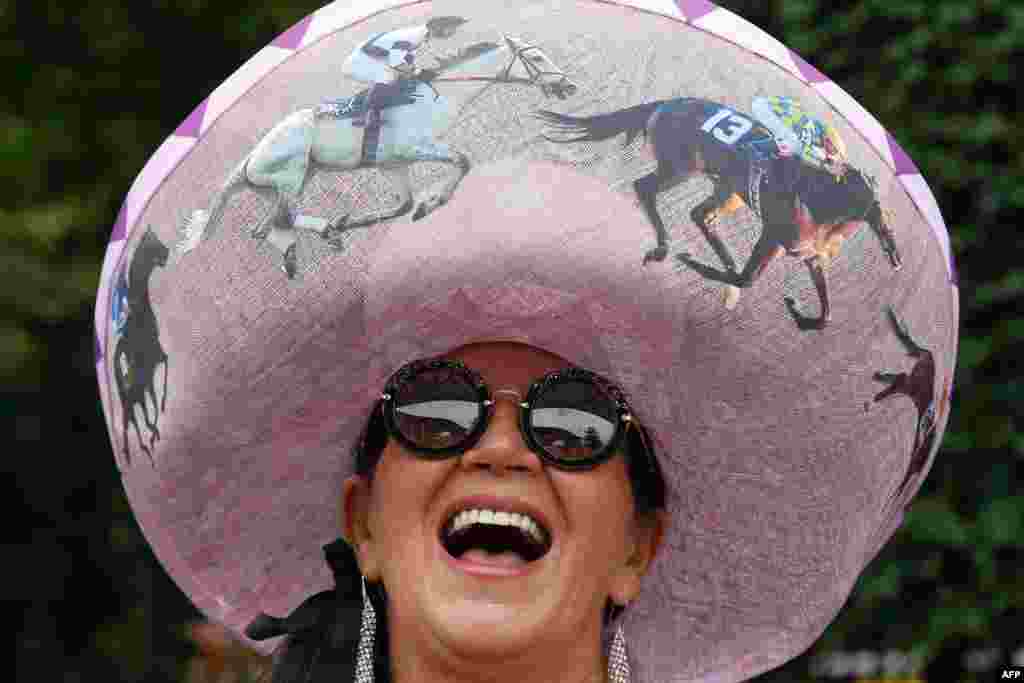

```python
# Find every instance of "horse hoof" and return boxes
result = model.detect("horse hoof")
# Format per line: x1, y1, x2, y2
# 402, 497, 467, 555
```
723, 285, 741, 310
283, 245, 298, 278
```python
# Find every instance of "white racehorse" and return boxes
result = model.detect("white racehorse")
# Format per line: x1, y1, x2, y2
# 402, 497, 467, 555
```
176, 35, 576, 277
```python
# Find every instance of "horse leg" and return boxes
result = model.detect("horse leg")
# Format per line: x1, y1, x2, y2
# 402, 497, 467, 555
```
737, 235, 784, 287
245, 152, 307, 277
720, 235, 784, 312
144, 376, 162, 447
635, 170, 674, 265
159, 354, 168, 413
121, 401, 134, 464
782, 257, 831, 330
807, 257, 831, 325
868, 205, 903, 270
409, 146, 471, 221
128, 401, 153, 463
692, 182, 742, 273
244, 112, 314, 261
873, 372, 906, 402
322, 167, 415, 245
263, 192, 303, 277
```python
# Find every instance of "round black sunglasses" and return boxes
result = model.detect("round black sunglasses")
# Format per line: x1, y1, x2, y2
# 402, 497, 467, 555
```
378, 358, 654, 471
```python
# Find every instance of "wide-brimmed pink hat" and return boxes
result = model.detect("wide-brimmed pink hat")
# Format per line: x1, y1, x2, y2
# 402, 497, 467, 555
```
95, 2, 957, 681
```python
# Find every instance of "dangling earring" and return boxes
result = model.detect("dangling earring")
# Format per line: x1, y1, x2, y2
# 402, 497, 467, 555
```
353, 576, 377, 683
607, 622, 632, 683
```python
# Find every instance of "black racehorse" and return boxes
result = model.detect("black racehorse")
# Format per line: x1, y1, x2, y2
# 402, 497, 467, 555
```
536, 97, 903, 328
113, 226, 169, 464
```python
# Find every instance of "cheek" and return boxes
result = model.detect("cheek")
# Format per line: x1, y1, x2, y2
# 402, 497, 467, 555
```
367, 450, 436, 550
559, 464, 636, 553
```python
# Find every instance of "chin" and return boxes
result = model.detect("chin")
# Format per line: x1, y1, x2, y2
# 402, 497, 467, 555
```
429, 602, 553, 657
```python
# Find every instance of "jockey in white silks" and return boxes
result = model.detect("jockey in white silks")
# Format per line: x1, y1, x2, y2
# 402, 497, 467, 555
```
341, 16, 467, 128
751, 95, 849, 178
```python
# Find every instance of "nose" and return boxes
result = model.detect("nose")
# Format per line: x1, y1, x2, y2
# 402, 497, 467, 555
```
459, 392, 542, 475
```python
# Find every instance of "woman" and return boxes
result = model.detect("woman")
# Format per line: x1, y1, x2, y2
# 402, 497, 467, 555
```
257, 341, 667, 682
96, 3, 957, 682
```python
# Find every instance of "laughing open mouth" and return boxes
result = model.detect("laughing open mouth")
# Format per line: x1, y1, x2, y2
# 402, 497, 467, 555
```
441, 508, 552, 563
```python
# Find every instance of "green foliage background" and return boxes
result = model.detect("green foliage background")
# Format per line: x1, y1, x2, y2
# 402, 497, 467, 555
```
8, 1, 1021, 681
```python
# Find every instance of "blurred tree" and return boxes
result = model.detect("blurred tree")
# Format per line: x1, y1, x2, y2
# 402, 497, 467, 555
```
6, 1, 1020, 682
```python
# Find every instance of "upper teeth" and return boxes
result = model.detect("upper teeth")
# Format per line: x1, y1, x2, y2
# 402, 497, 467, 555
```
448, 508, 547, 546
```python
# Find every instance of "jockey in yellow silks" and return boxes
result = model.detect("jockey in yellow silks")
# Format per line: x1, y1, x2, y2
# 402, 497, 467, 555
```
341, 16, 466, 128
751, 95, 849, 178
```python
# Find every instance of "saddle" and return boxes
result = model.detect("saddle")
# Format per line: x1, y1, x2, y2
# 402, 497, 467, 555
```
317, 80, 421, 121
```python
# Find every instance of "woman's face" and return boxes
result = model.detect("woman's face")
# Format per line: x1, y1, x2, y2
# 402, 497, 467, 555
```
343, 342, 662, 664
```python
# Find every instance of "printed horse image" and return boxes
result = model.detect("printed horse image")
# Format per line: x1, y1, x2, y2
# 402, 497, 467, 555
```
873, 305, 948, 503
536, 97, 903, 329
177, 36, 575, 277
113, 226, 170, 465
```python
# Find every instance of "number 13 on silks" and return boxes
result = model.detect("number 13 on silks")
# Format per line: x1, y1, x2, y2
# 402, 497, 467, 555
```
700, 107, 753, 145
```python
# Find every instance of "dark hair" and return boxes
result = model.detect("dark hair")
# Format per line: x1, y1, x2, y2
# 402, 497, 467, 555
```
270, 400, 667, 682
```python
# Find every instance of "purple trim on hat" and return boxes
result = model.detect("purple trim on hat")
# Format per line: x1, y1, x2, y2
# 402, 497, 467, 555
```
887, 132, 920, 176
95, 330, 103, 363
112, 202, 128, 242
788, 49, 828, 83
272, 13, 314, 50
676, 0, 716, 20
176, 99, 209, 139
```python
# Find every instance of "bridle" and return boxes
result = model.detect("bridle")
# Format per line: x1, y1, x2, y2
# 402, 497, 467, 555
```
499, 36, 577, 99
429, 34, 577, 100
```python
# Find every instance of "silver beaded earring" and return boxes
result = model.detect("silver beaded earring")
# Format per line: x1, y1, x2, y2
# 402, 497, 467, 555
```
607, 623, 632, 683
353, 576, 377, 683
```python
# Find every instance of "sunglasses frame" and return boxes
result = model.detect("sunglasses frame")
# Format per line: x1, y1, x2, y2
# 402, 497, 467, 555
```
379, 358, 639, 470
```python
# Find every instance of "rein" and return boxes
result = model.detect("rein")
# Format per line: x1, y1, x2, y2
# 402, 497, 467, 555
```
431, 39, 575, 98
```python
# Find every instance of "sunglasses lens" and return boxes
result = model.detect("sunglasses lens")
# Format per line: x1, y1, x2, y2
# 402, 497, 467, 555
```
529, 376, 619, 463
392, 365, 483, 451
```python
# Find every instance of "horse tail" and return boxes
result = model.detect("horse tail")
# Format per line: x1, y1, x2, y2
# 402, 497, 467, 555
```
535, 101, 662, 147
177, 154, 250, 256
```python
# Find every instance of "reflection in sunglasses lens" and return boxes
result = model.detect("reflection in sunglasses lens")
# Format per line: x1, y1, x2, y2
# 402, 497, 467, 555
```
531, 378, 617, 462
395, 367, 480, 449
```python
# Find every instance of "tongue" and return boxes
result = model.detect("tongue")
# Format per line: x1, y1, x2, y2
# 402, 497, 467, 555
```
461, 548, 527, 567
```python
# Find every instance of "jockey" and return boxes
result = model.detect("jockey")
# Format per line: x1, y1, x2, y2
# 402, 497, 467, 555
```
752, 95, 849, 178
342, 16, 467, 128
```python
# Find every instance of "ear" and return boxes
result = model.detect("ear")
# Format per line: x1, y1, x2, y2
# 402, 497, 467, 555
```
341, 476, 381, 582
608, 511, 667, 606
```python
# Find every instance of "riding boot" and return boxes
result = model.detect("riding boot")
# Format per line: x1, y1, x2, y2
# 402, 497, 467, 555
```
353, 83, 381, 128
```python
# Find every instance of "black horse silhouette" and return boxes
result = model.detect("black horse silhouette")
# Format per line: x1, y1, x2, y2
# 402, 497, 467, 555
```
537, 98, 902, 329
113, 226, 169, 464
873, 305, 948, 502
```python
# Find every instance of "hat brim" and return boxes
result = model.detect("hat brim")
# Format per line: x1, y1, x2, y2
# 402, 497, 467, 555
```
97, 2, 957, 681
